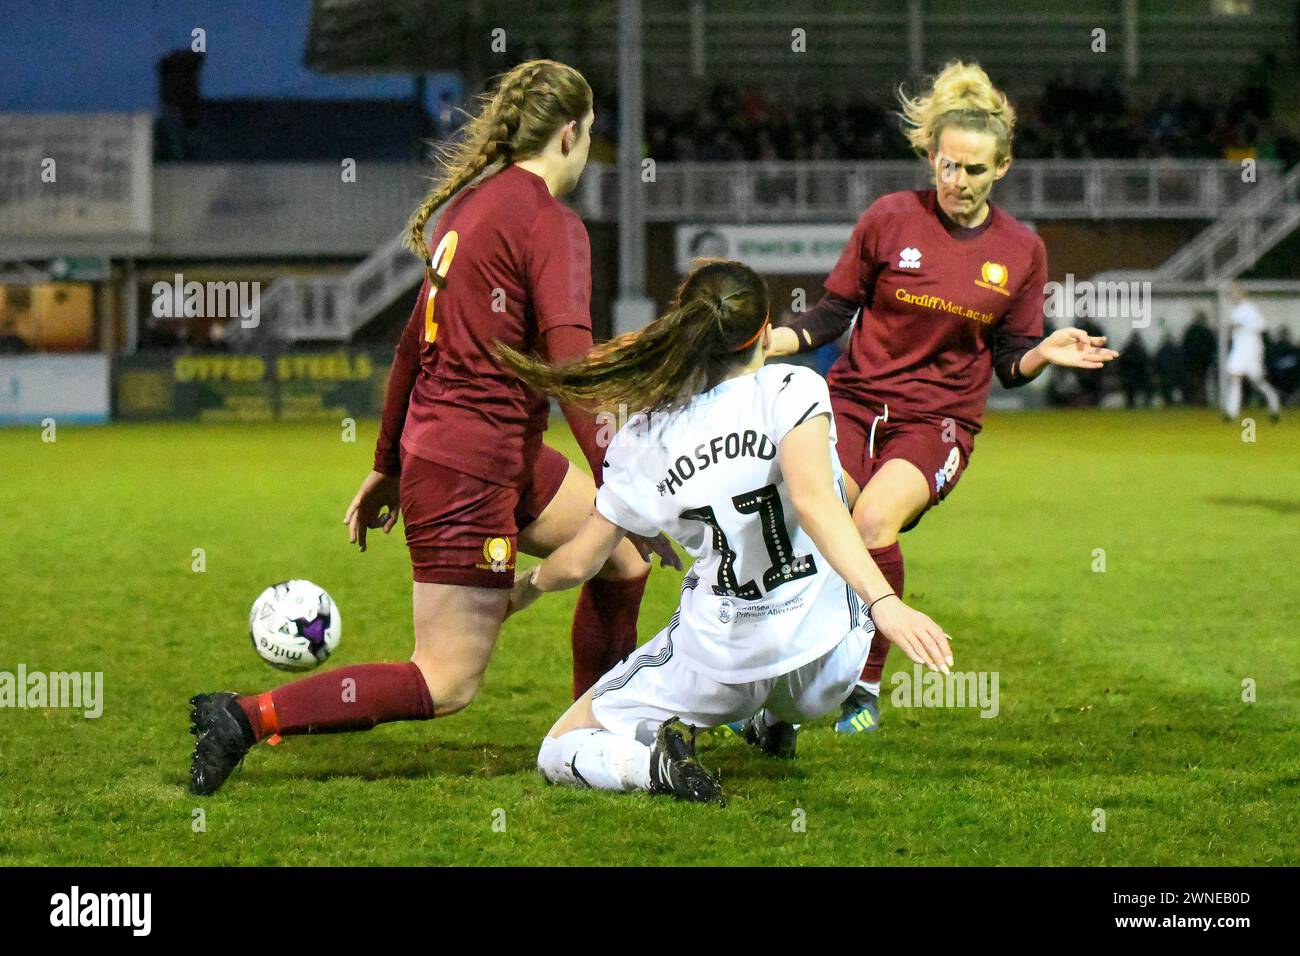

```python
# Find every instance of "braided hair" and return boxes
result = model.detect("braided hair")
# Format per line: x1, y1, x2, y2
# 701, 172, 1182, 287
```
404, 59, 593, 266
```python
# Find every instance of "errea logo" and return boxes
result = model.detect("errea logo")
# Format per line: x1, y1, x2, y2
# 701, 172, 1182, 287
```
898, 247, 922, 269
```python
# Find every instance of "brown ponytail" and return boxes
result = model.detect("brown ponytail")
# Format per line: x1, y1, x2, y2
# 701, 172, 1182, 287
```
496, 259, 770, 416
404, 59, 593, 264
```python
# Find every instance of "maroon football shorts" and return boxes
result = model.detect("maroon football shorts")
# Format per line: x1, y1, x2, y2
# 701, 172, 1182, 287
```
830, 394, 976, 532
399, 436, 571, 589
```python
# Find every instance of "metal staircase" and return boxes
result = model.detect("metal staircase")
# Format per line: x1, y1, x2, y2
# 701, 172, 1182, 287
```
1096, 162, 1300, 285
251, 230, 425, 342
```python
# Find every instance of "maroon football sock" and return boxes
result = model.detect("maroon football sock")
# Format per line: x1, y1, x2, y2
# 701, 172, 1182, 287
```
236, 661, 434, 742
571, 572, 649, 699
861, 542, 906, 685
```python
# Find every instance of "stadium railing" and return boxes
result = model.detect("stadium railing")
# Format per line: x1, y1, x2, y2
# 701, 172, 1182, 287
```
4, 156, 1276, 263
575, 160, 1278, 223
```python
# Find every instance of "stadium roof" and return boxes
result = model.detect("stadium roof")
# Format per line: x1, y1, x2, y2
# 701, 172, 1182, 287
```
304, 0, 466, 75
303, 0, 917, 87
303, 0, 1296, 103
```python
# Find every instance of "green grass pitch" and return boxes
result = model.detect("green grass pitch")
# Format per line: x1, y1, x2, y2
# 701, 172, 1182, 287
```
2, 409, 1296, 865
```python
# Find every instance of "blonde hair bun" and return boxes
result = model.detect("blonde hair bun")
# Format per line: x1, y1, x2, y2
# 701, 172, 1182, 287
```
898, 60, 1016, 161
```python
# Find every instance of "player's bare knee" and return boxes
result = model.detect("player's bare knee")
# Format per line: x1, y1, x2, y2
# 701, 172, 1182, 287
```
855, 501, 901, 549
410, 657, 482, 716
430, 674, 481, 716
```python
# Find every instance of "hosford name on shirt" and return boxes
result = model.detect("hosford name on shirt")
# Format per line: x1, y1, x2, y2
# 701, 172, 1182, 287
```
656, 429, 778, 496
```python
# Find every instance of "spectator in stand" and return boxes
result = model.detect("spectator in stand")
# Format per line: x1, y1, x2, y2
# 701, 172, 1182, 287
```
1153, 325, 1186, 406
1181, 310, 1218, 407
1267, 325, 1298, 403
1074, 318, 1109, 406
1117, 331, 1154, 409
642, 72, 1277, 163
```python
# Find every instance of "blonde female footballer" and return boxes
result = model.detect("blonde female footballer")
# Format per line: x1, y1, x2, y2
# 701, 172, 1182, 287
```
767, 61, 1117, 734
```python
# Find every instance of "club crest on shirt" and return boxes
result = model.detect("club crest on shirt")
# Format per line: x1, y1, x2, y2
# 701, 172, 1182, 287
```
897, 246, 922, 269
976, 261, 1011, 296
478, 536, 513, 572
718, 598, 735, 624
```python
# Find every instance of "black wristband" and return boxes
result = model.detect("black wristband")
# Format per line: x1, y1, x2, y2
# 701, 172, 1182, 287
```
867, 592, 897, 612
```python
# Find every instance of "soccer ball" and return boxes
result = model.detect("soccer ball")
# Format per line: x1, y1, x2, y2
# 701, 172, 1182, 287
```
248, 580, 341, 671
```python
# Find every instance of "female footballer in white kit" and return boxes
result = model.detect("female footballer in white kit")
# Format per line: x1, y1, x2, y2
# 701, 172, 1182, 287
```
1224, 283, 1281, 422
499, 259, 954, 803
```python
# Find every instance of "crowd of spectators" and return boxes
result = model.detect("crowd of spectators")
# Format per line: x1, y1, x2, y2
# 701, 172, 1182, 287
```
784, 306, 1299, 412
641, 66, 1300, 166
1046, 312, 1300, 410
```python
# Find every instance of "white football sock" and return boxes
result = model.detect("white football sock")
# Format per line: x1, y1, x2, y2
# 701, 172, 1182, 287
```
538, 729, 652, 792
858, 680, 881, 697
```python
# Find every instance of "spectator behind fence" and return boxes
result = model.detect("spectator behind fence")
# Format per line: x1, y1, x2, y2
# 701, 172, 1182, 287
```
642, 64, 1299, 163
1181, 310, 1217, 407
1153, 325, 1186, 406
1267, 325, 1298, 403
1117, 331, 1154, 409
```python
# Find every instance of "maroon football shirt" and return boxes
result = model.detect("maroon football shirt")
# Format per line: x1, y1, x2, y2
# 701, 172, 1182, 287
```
385, 164, 596, 487
823, 189, 1047, 433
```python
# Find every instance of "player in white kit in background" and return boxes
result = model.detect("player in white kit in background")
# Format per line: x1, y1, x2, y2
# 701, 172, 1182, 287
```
499, 259, 955, 803
1224, 284, 1281, 422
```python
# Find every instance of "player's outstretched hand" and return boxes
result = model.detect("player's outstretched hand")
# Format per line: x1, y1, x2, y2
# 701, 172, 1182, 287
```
868, 596, 953, 674
506, 567, 542, 618
627, 532, 683, 571
1037, 327, 1119, 369
343, 470, 400, 552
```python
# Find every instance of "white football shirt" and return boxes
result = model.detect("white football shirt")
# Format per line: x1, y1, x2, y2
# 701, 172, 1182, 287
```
596, 363, 864, 682
1228, 300, 1266, 373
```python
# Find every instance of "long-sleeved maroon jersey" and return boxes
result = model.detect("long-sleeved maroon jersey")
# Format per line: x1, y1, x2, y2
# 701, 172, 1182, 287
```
374, 164, 603, 485
810, 189, 1047, 434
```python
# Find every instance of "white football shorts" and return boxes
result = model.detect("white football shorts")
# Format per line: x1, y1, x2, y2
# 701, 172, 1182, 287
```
589, 622, 874, 743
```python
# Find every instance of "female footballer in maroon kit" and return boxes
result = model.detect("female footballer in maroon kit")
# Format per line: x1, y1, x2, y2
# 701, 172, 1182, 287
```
188, 60, 675, 795
767, 61, 1117, 734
